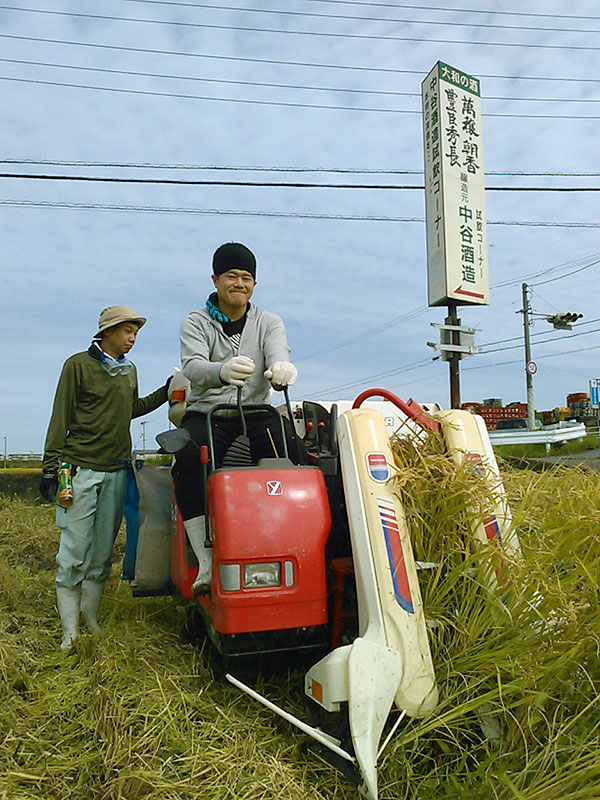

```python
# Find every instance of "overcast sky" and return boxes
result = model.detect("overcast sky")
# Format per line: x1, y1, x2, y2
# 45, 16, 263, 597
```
2, 1, 599, 453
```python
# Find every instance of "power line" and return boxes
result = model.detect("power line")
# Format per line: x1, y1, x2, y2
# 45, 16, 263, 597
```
0, 57, 419, 100
3, 75, 600, 119
0, 172, 425, 188
301, 295, 600, 368
0, 75, 425, 114
464, 341, 600, 371
303, 0, 600, 22
2, 198, 599, 227
119, 0, 600, 35
491, 220, 600, 229
309, 322, 600, 395
309, 358, 433, 397
3, 34, 600, 84
4, 6, 600, 51
530, 258, 600, 287
5, 56, 600, 104
481, 326, 600, 355
2, 172, 600, 191
480, 318, 600, 350
297, 308, 426, 361
492, 252, 600, 290
2, 160, 600, 177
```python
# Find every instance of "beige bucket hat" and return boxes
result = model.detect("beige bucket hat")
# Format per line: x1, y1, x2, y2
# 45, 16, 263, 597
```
95, 305, 147, 337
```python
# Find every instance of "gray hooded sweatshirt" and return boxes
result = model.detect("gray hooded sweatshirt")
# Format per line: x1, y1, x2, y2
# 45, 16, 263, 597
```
180, 304, 291, 414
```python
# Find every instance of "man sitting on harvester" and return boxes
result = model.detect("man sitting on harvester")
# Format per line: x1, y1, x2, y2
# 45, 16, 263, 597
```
173, 242, 299, 594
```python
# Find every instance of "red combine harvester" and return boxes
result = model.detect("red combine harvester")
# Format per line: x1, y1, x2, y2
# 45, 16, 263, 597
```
128, 387, 519, 800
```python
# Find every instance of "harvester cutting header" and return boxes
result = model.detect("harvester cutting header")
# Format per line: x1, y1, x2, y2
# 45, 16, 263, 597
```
129, 380, 519, 800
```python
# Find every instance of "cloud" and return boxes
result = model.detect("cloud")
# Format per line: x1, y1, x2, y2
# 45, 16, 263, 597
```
1, 1, 599, 451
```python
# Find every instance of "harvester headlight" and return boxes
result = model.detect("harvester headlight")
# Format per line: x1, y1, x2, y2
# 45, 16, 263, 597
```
243, 562, 281, 589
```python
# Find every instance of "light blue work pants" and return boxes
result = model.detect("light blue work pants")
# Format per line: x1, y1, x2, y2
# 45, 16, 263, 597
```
55, 467, 127, 589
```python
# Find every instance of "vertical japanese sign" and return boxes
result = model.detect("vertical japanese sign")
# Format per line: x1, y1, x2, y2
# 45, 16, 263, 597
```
590, 379, 599, 409
422, 62, 489, 307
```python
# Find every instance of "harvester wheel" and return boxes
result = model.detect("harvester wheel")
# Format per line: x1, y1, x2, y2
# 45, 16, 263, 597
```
183, 604, 206, 641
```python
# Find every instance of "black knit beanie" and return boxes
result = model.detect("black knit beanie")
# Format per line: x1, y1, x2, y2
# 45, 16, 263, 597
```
212, 242, 256, 278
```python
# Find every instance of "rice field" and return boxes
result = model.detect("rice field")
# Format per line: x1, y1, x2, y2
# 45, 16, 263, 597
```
1, 450, 599, 800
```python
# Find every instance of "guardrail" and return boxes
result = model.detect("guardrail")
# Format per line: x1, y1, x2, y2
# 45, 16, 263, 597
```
489, 422, 588, 452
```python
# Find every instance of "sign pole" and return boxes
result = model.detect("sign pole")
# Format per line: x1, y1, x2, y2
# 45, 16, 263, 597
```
447, 300, 461, 408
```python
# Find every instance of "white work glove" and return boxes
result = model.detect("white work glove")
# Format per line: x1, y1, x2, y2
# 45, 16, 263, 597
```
264, 361, 298, 387
220, 355, 255, 387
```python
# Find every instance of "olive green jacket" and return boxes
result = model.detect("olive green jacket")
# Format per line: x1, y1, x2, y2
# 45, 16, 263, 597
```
42, 349, 167, 473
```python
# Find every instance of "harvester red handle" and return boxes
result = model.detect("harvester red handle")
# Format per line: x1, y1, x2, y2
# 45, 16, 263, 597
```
351, 388, 440, 433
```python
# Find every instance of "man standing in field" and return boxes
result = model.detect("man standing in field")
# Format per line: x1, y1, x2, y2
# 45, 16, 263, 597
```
40, 306, 169, 650
174, 242, 299, 592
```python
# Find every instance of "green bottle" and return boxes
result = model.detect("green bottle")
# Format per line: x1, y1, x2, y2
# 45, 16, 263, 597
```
57, 462, 73, 507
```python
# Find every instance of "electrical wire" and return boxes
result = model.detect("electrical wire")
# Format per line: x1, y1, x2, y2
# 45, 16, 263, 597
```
480, 318, 600, 350
2, 198, 599, 227
2, 172, 599, 191
3, 33, 600, 84
119, 0, 600, 35
529, 287, 558, 314
309, 331, 600, 398
0, 76, 424, 114
493, 252, 600, 289
302, 0, 600, 22
4, 56, 600, 104
2, 160, 600, 177
3, 6, 600, 51
530, 258, 600, 287
0, 57, 420, 99
297, 307, 426, 361
3, 75, 600, 119
481, 326, 600, 355
306, 358, 433, 396
464, 341, 600, 371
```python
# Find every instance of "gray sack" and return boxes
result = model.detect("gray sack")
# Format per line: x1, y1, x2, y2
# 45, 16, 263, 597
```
132, 463, 172, 591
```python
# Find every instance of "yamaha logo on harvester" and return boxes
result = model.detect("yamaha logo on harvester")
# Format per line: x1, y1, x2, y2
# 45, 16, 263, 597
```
266, 480, 283, 496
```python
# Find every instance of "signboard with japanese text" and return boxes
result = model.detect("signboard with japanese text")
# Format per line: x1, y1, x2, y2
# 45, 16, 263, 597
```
590, 379, 599, 409
422, 62, 489, 307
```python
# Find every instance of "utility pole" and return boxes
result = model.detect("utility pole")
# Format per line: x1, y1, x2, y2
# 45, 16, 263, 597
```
140, 421, 147, 453
521, 283, 536, 431
2, 436, 6, 469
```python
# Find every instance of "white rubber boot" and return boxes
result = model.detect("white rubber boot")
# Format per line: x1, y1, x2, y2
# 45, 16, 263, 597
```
184, 516, 212, 595
80, 580, 104, 632
56, 585, 81, 651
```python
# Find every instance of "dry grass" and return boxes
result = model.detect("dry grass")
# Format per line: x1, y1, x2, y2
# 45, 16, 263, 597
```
386, 433, 600, 799
1, 442, 600, 800
0, 497, 350, 800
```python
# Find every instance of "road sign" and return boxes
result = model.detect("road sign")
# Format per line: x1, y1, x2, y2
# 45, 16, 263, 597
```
422, 62, 489, 307
526, 361, 537, 375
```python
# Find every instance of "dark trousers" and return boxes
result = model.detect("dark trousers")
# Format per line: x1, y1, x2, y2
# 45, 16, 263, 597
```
172, 409, 303, 521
